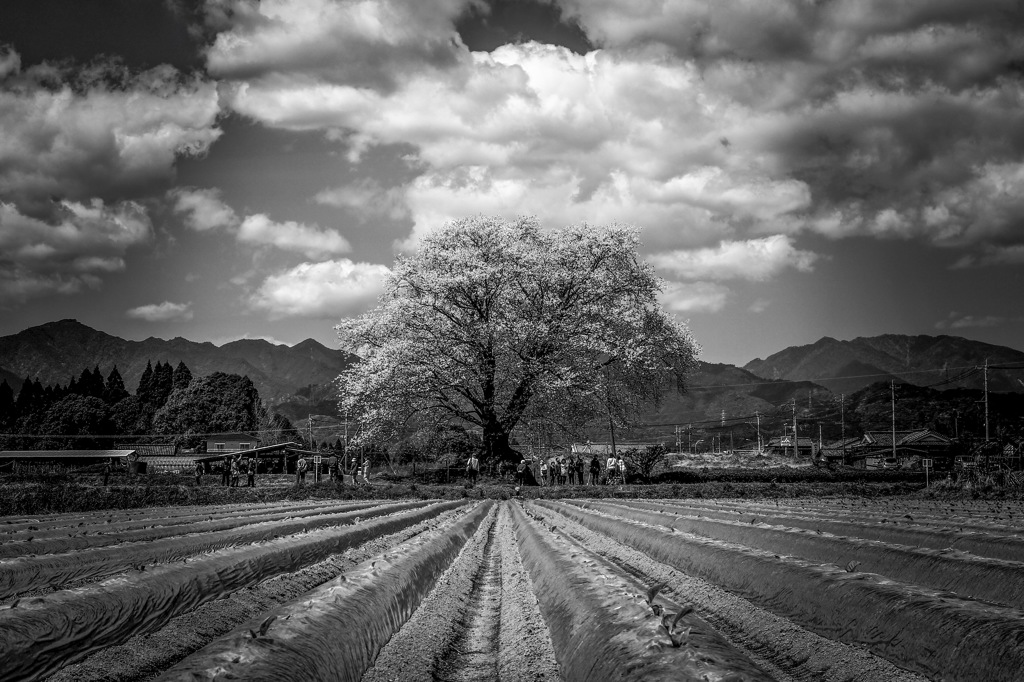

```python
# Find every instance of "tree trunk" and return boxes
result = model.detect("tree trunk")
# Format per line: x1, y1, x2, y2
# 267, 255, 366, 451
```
482, 422, 517, 463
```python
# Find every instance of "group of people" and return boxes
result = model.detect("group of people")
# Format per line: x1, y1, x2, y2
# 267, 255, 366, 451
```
295, 455, 371, 486
214, 455, 257, 487
530, 453, 629, 486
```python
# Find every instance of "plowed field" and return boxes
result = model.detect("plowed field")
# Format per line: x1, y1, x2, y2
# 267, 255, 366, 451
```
1, 496, 1022, 681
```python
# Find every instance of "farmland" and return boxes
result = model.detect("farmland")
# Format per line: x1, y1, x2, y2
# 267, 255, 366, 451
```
1, 497, 1023, 680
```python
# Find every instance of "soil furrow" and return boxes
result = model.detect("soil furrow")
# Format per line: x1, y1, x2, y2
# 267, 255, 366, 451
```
434, 515, 503, 681
527, 501, 925, 682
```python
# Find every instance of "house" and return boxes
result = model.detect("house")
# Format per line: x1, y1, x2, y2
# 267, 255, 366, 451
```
848, 429, 953, 470
764, 436, 818, 458
205, 433, 260, 453
114, 442, 177, 456
819, 438, 862, 464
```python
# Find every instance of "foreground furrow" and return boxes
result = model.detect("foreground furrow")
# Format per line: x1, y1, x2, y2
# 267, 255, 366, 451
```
577, 500, 1024, 610
0, 500, 317, 534
541, 500, 1024, 682
156, 501, 494, 681
46, 505, 474, 682
0, 500, 427, 599
513, 502, 772, 682
0, 500, 465, 680
527, 501, 923, 682
651, 498, 1024, 537
616, 498, 1024, 563
1, 500, 354, 544
0, 501, 382, 559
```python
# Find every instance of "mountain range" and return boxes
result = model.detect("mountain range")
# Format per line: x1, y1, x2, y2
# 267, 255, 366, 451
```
1, 321, 1021, 428
0, 319, 353, 406
744, 335, 1024, 394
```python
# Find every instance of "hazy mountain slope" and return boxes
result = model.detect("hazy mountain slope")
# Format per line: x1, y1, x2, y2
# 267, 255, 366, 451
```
0, 320, 352, 403
744, 334, 1024, 393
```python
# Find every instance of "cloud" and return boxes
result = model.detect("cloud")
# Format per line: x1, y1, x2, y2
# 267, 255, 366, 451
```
168, 187, 239, 231
951, 244, 1024, 269
658, 281, 730, 313
237, 214, 351, 258
126, 300, 194, 322
0, 45, 20, 79
205, 2, 1024, 260
749, 299, 771, 313
935, 312, 1006, 330
313, 178, 409, 221
0, 199, 151, 305
204, 0, 470, 88
0, 53, 221, 218
649, 235, 820, 281
249, 258, 391, 319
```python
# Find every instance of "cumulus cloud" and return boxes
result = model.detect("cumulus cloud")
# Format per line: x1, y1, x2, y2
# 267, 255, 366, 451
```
649, 235, 819, 281
169, 187, 239, 231
204, 0, 470, 88
204, 0, 1024, 261
249, 258, 391, 319
952, 244, 1024, 269
313, 178, 409, 221
658, 281, 730, 314
237, 214, 351, 258
126, 300, 194, 322
0, 199, 151, 305
935, 312, 1007, 330
0, 54, 221, 218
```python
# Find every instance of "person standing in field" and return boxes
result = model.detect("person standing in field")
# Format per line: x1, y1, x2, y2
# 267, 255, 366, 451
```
539, 460, 548, 485
231, 456, 243, 487
516, 459, 527, 486
617, 456, 626, 484
194, 461, 203, 486
221, 456, 230, 486
296, 455, 307, 485
466, 454, 480, 485
605, 454, 617, 484
559, 458, 568, 485
362, 457, 371, 484
328, 454, 338, 482
246, 457, 256, 487
103, 460, 112, 486
588, 456, 600, 485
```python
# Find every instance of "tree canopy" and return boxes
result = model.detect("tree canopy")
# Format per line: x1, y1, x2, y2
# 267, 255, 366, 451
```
336, 216, 700, 461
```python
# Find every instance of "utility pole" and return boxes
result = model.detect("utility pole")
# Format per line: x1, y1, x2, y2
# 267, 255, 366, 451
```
891, 381, 897, 460
675, 425, 682, 455
792, 398, 798, 459
687, 425, 691, 454
721, 409, 725, 427
840, 394, 846, 462
609, 414, 617, 459
755, 411, 762, 452
984, 358, 990, 442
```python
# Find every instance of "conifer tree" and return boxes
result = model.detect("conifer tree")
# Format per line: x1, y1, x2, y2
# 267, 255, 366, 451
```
104, 366, 130, 405
137, 361, 154, 402
172, 361, 193, 392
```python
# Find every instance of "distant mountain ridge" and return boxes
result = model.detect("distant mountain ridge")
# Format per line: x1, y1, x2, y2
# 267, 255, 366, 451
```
0, 319, 353, 404
744, 334, 1024, 394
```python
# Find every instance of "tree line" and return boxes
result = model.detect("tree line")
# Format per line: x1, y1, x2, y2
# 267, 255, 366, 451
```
0, 361, 301, 451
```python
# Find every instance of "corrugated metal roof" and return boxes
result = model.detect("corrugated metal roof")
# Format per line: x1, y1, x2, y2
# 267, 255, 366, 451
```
0, 450, 135, 459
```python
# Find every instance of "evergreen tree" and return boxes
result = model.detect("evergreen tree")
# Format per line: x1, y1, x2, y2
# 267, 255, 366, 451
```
172, 361, 193, 392
0, 380, 14, 427
137, 361, 154, 402
91, 366, 105, 397
104, 366, 130, 405
15, 377, 36, 415
152, 361, 174, 406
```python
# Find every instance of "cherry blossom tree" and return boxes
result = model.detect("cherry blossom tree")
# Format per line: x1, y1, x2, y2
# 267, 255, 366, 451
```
335, 216, 700, 463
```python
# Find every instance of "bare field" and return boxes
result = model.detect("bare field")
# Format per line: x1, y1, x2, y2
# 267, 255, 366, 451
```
1, 496, 1022, 681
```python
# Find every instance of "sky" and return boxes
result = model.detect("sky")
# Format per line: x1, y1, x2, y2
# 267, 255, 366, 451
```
1, 0, 1023, 365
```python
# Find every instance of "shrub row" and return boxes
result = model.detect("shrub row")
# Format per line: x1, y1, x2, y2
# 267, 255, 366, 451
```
650, 467, 926, 484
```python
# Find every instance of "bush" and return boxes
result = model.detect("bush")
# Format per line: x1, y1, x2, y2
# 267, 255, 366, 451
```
650, 467, 926, 485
